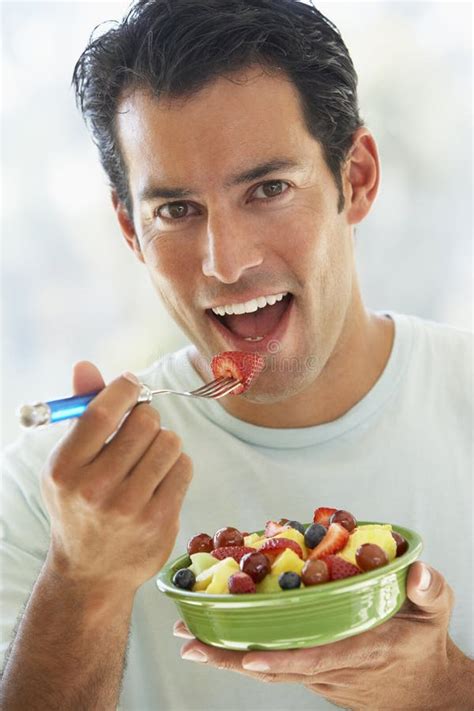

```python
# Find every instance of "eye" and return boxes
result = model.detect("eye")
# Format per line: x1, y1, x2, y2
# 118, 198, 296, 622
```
154, 201, 199, 220
251, 180, 290, 200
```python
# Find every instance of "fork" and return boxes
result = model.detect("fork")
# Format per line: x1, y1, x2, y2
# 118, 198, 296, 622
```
18, 377, 241, 429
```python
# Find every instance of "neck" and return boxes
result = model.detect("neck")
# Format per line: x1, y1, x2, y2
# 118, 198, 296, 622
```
188, 302, 394, 429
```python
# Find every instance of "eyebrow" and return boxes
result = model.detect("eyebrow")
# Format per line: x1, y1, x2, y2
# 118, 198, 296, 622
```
138, 158, 304, 203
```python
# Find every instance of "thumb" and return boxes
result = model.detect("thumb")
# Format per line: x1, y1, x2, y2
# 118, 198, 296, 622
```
406, 561, 454, 619
72, 360, 105, 396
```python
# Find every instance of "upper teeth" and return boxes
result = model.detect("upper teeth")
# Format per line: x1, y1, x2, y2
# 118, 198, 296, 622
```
211, 292, 288, 317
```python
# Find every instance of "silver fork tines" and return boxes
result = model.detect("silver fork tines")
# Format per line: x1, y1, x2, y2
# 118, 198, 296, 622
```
146, 377, 241, 400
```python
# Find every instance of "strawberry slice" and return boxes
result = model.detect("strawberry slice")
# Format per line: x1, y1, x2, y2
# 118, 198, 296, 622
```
323, 555, 360, 581
211, 546, 255, 562
258, 538, 304, 560
308, 523, 349, 560
210, 351, 265, 395
264, 520, 289, 537
313, 507, 338, 527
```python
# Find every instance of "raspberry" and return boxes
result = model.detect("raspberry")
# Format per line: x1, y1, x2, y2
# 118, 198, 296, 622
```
323, 555, 360, 580
211, 546, 255, 562
228, 572, 256, 594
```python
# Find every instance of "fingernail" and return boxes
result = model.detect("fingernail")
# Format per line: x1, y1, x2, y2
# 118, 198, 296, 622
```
181, 649, 208, 663
419, 564, 432, 591
173, 628, 195, 639
122, 371, 139, 385
242, 659, 270, 672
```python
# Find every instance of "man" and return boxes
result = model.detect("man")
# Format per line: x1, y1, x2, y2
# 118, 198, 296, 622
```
1, 0, 472, 709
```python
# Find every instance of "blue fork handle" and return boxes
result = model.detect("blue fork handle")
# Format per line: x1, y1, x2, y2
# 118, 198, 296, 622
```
46, 390, 101, 423
18, 385, 152, 428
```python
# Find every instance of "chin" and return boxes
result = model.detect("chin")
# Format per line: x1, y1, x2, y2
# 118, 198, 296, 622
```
239, 365, 323, 405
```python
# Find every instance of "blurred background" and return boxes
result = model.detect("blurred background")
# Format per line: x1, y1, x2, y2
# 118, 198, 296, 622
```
1, 1, 472, 447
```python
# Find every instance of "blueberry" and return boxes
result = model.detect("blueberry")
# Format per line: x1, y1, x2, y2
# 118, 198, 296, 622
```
172, 567, 196, 590
278, 572, 301, 590
304, 523, 327, 549
285, 520, 305, 535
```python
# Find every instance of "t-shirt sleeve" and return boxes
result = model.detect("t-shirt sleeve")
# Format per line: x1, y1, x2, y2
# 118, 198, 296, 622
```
0, 431, 57, 669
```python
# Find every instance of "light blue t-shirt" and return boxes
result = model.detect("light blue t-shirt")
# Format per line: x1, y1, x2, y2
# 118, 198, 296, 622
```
1, 312, 472, 710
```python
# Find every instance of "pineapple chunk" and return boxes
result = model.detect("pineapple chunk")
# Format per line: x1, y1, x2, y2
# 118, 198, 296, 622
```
193, 559, 223, 591
271, 548, 305, 577
256, 572, 281, 594
243, 532, 266, 548
205, 558, 240, 594
339, 525, 397, 566
189, 552, 217, 577
273, 528, 308, 559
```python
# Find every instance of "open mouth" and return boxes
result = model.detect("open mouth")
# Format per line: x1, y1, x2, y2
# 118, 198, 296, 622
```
206, 293, 294, 350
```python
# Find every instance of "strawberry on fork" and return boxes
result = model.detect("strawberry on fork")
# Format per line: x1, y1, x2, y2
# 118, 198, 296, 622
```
211, 351, 265, 395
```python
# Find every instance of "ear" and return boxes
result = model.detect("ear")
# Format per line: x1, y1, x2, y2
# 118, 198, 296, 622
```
344, 128, 380, 225
111, 190, 145, 263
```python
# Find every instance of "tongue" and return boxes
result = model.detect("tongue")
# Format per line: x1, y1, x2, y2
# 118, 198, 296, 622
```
223, 297, 289, 338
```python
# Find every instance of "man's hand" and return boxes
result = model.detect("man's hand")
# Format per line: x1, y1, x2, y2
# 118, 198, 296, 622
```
1, 361, 193, 710
41, 360, 193, 594
175, 561, 474, 710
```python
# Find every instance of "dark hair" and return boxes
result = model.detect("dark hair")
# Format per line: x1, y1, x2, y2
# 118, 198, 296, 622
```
72, 0, 364, 217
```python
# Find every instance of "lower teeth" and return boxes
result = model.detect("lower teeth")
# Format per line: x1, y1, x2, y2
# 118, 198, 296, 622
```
244, 336, 265, 342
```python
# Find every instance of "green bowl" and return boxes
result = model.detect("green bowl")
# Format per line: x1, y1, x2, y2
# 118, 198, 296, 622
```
156, 521, 423, 651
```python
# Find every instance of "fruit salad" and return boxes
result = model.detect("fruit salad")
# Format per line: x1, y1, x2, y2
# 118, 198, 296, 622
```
171, 507, 409, 594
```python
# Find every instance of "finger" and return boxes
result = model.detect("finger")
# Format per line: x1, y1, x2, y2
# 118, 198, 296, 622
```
179, 641, 351, 686
406, 561, 455, 620
242, 647, 332, 676
241, 635, 363, 677
173, 620, 195, 639
115, 428, 183, 505
89, 403, 162, 487
144, 451, 193, 525
72, 405, 162, 501
72, 360, 105, 395
184, 644, 331, 679
59, 372, 142, 465
180, 640, 246, 668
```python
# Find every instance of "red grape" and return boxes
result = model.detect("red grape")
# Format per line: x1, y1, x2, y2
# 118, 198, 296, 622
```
213, 527, 244, 549
392, 532, 408, 557
187, 533, 213, 555
329, 510, 357, 532
301, 559, 330, 585
240, 551, 271, 583
355, 543, 388, 571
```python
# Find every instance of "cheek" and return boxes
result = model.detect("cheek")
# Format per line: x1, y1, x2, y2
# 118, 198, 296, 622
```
142, 239, 193, 314
277, 204, 332, 274
284, 206, 353, 320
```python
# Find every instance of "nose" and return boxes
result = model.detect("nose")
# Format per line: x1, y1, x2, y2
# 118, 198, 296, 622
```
201, 211, 263, 284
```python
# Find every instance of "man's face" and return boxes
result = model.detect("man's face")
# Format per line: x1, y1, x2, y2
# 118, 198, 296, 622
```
116, 67, 357, 403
